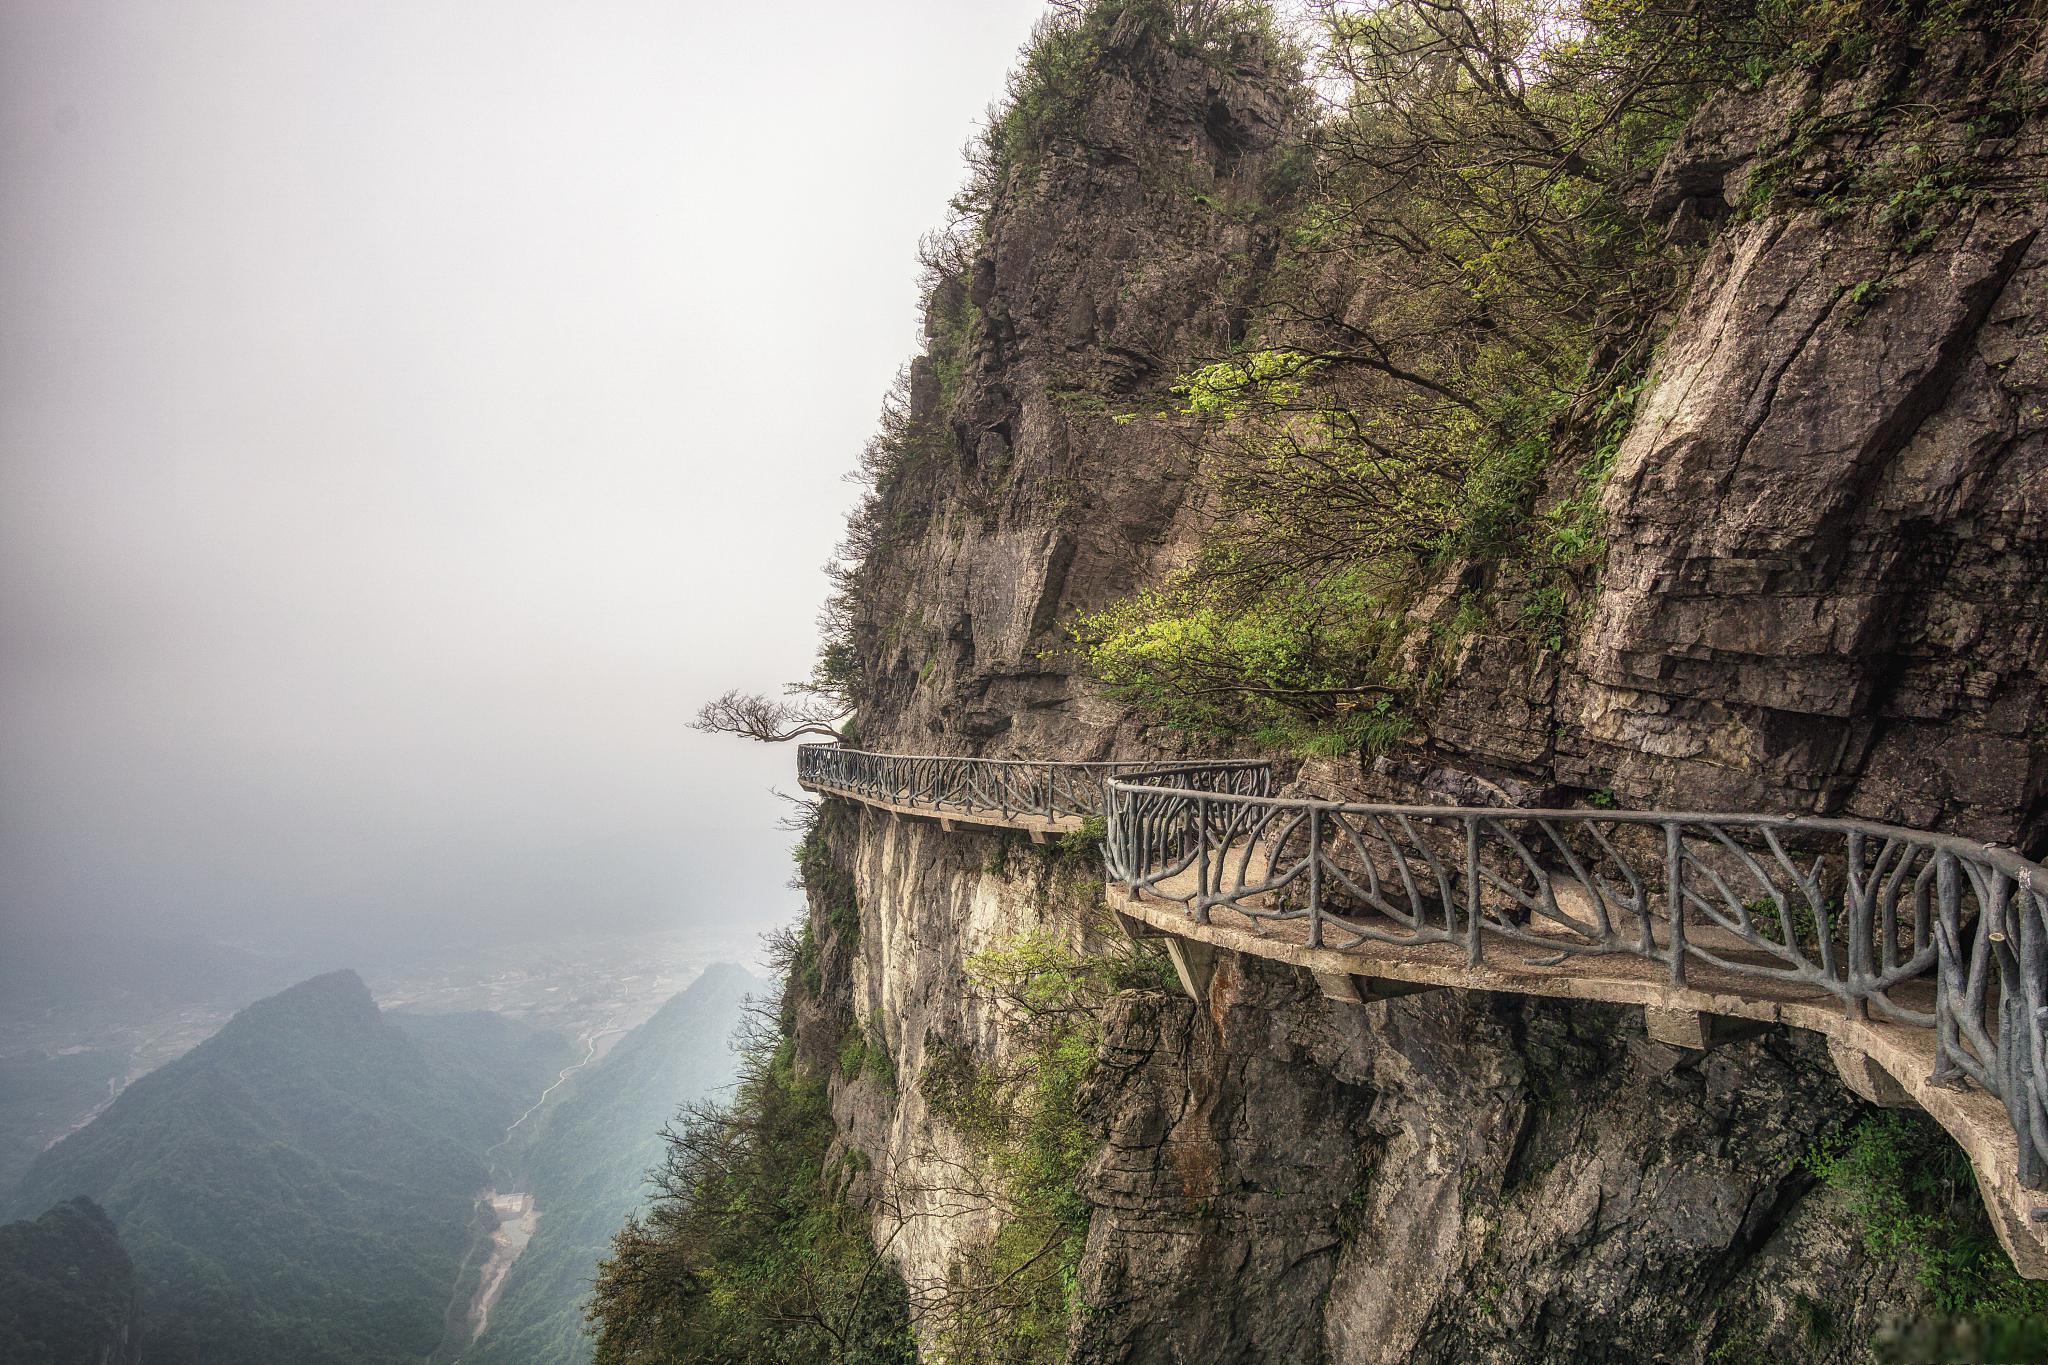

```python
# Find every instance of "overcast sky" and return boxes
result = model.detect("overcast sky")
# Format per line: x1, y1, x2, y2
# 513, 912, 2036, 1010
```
0, 0, 1045, 962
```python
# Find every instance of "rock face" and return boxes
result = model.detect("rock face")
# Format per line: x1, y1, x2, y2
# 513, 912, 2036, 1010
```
798, 6, 2047, 1362
1457, 57, 2045, 846
1072, 963, 1919, 1365
812, 816, 1927, 1363
1565, 203, 2045, 841
856, 11, 1303, 755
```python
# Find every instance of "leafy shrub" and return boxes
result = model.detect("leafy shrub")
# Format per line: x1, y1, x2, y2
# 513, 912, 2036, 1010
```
917, 930, 1176, 1361
1074, 563, 1419, 755
589, 938, 913, 1365
1804, 1112, 2048, 1355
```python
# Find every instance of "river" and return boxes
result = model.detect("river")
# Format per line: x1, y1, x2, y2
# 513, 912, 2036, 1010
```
437, 1014, 624, 1361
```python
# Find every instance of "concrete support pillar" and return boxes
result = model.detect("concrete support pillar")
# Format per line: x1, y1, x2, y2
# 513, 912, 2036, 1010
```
1644, 1006, 1771, 1051
1828, 1036, 1917, 1110
1162, 937, 1218, 1004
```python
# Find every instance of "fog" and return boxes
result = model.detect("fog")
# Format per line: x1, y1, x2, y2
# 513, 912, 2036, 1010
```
0, 0, 1044, 962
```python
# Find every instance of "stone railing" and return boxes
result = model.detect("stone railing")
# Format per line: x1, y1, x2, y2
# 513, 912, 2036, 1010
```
795, 744, 1272, 827
1103, 773, 2048, 1191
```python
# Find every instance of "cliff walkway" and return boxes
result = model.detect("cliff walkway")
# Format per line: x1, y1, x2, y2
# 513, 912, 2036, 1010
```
796, 744, 2048, 1276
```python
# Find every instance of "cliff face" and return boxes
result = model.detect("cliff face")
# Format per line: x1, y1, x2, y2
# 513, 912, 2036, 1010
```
797, 4, 2048, 1361
853, 9, 1303, 754
808, 819, 1927, 1363
1539, 66, 2046, 844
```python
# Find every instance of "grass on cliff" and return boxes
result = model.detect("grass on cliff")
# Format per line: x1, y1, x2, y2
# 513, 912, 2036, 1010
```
917, 928, 1177, 1364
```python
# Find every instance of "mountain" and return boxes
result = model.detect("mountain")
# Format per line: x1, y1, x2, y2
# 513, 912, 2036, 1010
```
0, 1045, 130, 1199
5, 970, 571, 1365
0, 1196, 141, 1365
0, 926, 317, 1195
463, 962, 761, 1365
391, 1007, 583, 1157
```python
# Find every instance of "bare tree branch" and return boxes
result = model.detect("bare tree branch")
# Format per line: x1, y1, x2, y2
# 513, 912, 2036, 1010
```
692, 689, 847, 744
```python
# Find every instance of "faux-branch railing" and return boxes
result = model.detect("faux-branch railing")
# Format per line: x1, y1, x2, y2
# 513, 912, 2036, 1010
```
1103, 774, 2048, 1193
795, 744, 1273, 823
797, 745, 2048, 1198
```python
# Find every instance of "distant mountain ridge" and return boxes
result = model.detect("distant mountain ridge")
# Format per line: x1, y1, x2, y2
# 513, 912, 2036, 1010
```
6, 969, 571, 1365
463, 961, 760, 1365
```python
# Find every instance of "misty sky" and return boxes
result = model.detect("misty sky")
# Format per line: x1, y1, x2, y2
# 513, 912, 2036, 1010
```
0, 0, 1045, 960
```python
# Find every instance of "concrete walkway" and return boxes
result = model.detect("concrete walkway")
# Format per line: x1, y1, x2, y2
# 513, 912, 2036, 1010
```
798, 750, 2048, 1276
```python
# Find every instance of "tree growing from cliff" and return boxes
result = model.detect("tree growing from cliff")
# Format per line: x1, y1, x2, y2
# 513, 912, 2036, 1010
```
1075, 0, 1780, 753
587, 930, 914, 1365
691, 689, 848, 744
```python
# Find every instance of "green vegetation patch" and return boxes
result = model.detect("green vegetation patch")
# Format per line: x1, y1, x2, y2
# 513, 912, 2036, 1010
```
1075, 562, 1417, 755
589, 938, 913, 1365
918, 930, 1177, 1362
1804, 1112, 2048, 1360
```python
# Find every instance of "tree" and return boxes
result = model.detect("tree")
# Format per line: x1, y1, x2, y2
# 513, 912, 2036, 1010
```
692, 689, 847, 744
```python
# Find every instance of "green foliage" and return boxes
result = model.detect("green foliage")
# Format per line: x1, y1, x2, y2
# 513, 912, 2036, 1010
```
1522, 376, 1640, 647
838, 1014, 898, 1094
1175, 350, 1324, 419
795, 919, 824, 996
1066, 0, 1756, 741
590, 808, 909, 1365
1074, 563, 1420, 755
1055, 814, 1109, 860
962, 0, 1297, 212
918, 931, 1175, 1361
918, 1040, 1013, 1149
3, 972, 576, 1365
928, 277, 981, 412
0, 1197, 136, 1365
1737, 894, 1836, 957
464, 967, 760, 1365
589, 953, 912, 1365
796, 815, 861, 983
1804, 1112, 2048, 1354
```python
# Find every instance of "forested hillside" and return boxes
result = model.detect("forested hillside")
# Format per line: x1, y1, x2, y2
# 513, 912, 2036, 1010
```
6, 971, 571, 1365
465, 963, 760, 1365
0, 1196, 139, 1365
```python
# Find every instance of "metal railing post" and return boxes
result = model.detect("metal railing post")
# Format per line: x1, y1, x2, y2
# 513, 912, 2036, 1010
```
1464, 817, 1481, 967
1307, 805, 1323, 949
1846, 828, 1871, 1020
1665, 821, 1687, 988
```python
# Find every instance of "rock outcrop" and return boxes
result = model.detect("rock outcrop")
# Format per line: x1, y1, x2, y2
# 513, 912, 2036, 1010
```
856, 9, 1304, 755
